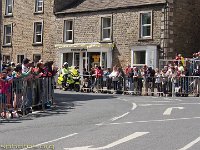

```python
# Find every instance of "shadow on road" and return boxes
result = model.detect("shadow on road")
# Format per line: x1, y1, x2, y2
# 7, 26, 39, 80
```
0, 90, 117, 124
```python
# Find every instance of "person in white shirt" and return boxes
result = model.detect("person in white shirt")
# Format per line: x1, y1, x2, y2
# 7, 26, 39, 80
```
22, 58, 31, 73
109, 66, 119, 91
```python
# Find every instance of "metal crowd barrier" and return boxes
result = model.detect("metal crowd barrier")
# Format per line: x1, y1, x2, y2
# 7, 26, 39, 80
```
80, 74, 125, 94
80, 75, 200, 97
0, 77, 54, 119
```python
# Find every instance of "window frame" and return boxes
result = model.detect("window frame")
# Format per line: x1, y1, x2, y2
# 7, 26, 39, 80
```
2, 55, 11, 63
63, 19, 74, 43
33, 21, 43, 45
139, 11, 153, 40
101, 16, 112, 42
3, 24, 12, 46
5, 0, 13, 16
133, 51, 146, 65
17, 55, 25, 64
35, 0, 44, 13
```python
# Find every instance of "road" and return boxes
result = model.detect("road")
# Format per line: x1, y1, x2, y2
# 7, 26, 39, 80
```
0, 90, 200, 150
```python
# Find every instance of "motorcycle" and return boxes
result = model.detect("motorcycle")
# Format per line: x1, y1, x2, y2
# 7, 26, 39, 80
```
57, 67, 80, 92
70, 67, 81, 92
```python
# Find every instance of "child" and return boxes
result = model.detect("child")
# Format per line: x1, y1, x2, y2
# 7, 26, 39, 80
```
0, 70, 13, 118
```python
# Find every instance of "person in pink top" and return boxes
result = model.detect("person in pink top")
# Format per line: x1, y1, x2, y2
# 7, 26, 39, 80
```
0, 70, 13, 118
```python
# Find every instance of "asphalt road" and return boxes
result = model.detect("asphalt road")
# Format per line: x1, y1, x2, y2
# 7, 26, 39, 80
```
0, 90, 200, 150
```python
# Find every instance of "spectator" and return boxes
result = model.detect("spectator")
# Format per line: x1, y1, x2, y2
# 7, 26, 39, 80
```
109, 66, 119, 92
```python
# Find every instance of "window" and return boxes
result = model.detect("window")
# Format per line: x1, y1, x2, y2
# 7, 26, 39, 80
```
33, 22, 43, 44
17, 55, 25, 64
5, 0, 13, 16
101, 17, 112, 41
140, 12, 152, 38
4, 24, 12, 45
35, 0, 43, 13
74, 53, 80, 67
2, 55, 11, 63
133, 51, 146, 65
33, 54, 41, 63
64, 20, 73, 43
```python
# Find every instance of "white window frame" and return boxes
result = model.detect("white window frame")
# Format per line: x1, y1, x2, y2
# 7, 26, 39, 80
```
5, 0, 13, 16
101, 16, 112, 41
131, 45, 157, 69
64, 20, 74, 43
139, 11, 153, 39
35, 0, 44, 13
33, 21, 43, 44
3, 24, 12, 46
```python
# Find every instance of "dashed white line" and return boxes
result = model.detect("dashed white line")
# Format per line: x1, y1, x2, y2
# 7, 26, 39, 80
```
96, 117, 200, 126
111, 112, 130, 121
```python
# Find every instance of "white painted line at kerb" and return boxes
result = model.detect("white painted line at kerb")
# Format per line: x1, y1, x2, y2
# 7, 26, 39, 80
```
178, 137, 200, 150
96, 117, 200, 126
139, 103, 200, 107
20, 133, 78, 150
111, 112, 130, 121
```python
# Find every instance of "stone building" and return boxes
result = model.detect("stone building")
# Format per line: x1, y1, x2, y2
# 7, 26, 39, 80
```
1, 0, 200, 71
1, 0, 56, 64
54, 0, 200, 73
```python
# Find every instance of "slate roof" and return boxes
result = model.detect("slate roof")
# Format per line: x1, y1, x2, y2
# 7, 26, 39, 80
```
56, 0, 166, 14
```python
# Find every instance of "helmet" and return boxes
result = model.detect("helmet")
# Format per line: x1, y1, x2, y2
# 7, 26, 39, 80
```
63, 62, 68, 68
63, 62, 68, 66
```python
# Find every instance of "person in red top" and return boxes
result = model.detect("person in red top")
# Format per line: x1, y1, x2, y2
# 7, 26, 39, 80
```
91, 66, 103, 91
125, 64, 132, 76
95, 66, 103, 90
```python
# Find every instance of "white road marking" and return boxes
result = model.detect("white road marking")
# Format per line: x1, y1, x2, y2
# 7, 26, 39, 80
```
132, 103, 137, 110
150, 101, 171, 103
174, 99, 183, 102
97, 99, 136, 124
96, 117, 200, 126
139, 103, 200, 107
121, 98, 128, 102
163, 107, 184, 116
20, 133, 78, 150
180, 103, 200, 105
151, 97, 158, 99
111, 112, 130, 121
178, 137, 200, 150
111, 103, 137, 121
164, 98, 173, 101
139, 104, 166, 106
64, 132, 149, 150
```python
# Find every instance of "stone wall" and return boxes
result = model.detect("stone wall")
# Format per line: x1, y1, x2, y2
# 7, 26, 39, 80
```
194, 0, 200, 52
172, 0, 197, 58
1, 0, 56, 63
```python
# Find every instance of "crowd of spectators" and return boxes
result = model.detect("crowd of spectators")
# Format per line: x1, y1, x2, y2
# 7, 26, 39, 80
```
83, 52, 200, 96
0, 58, 58, 118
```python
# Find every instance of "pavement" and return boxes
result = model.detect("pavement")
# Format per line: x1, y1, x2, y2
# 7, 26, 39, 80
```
0, 89, 200, 150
